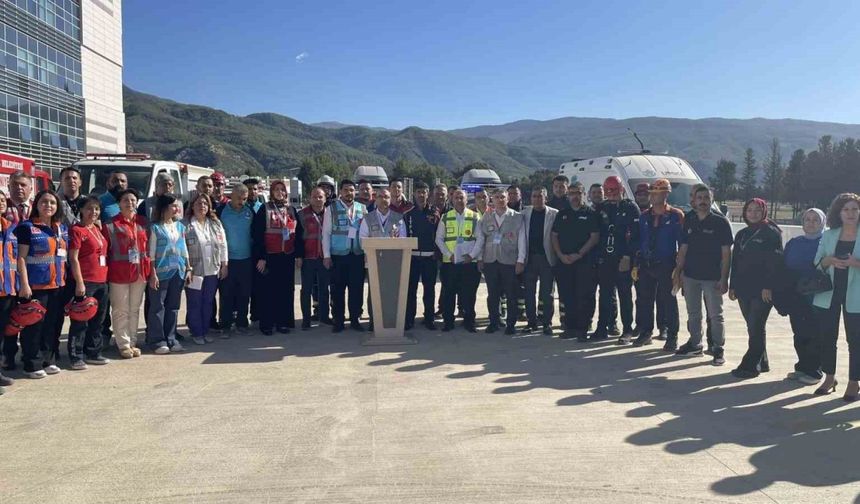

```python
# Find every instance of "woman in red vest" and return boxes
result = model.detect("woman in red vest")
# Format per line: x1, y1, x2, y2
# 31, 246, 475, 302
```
15, 190, 68, 379
252, 180, 302, 335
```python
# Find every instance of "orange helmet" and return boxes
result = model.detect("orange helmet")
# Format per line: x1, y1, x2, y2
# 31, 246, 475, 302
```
65, 296, 99, 322
4, 299, 47, 336
649, 178, 672, 193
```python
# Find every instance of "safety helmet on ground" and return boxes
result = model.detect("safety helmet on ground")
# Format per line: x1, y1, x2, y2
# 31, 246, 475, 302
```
65, 296, 99, 322
4, 299, 47, 336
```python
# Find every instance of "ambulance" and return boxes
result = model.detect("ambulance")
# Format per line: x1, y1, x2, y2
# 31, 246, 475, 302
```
0, 151, 54, 198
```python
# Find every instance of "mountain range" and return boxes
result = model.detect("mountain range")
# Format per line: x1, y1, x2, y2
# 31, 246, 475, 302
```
125, 86, 860, 180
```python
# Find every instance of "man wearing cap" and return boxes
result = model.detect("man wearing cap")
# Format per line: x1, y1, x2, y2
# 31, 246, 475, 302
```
595, 176, 641, 343
633, 183, 651, 212
317, 175, 337, 207
322, 179, 367, 333
632, 179, 684, 350
404, 181, 441, 331
548, 175, 571, 211
211, 172, 229, 206
552, 182, 600, 341
476, 189, 526, 335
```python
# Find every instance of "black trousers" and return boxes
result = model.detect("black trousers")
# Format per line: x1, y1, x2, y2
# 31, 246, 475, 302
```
440, 262, 480, 327
555, 260, 597, 333
0, 297, 17, 366
636, 262, 679, 339
817, 299, 860, 381
49, 280, 75, 353
20, 288, 61, 372
300, 258, 330, 323
736, 296, 772, 373
406, 256, 438, 326
331, 253, 365, 325
524, 254, 554, 326
788, 298, 822, 378
67, 282, 109, 362
597, 257, 633, 334
260, 253, 296, 331
484, 261, 518, 328
250, 268, 263, 322
220, 258, 253, 329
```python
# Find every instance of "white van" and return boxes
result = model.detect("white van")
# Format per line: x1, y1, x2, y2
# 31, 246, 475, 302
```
559, 154, 704, 212
353, 165, 389, 188
74, 153, 213, 199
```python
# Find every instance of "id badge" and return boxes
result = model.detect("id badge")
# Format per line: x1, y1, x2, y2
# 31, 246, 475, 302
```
128, 248, 140, 265
347, 227, 357, 239
282, 228, 291, 241
492, 232, 502, 245
57, 248, 67, 258
99, 255, 107, 267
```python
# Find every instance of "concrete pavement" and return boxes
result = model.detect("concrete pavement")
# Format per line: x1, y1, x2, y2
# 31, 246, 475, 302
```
0, 283, 858, 503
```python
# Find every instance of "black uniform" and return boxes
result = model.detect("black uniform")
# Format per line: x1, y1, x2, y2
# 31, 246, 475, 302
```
552, 205, 600, 337
404, 203, 441, 329
594, 199, 640, 338
547, 195, 571, 212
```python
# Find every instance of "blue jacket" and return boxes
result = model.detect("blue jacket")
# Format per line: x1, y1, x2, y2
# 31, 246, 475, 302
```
784, 235, 821, 275
638, 206, 684, 264
814, 227, 860, 313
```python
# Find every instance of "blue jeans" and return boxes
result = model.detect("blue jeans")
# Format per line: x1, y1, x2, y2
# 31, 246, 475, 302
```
146, 275, 184, 349
186, 275, 219, 337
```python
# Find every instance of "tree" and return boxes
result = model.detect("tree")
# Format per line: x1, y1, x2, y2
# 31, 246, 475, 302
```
739, 147, 758, 201
709, 158, 737, 204
297, 154, 351, 196
783, 149, 807, 219
762, 138, 784, 216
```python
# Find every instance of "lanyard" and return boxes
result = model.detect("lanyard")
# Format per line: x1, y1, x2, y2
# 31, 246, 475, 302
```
85, 225, 104, 254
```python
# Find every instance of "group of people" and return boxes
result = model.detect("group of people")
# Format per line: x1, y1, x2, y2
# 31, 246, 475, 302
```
0, 166, 857, 403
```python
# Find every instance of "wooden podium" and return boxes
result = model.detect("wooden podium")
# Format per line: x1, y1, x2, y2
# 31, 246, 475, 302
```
361, 237, 418, 346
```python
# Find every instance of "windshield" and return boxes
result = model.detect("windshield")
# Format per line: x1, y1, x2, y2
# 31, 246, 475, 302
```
628, 178, 696, 212
78, 165, 153, 197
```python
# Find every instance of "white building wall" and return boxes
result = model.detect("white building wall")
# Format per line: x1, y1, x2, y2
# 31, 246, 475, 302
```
81, 0, 125, 154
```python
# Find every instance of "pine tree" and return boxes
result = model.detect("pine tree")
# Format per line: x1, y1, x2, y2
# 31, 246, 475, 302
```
762, 138, 784, 216
709, 158, 737, 204
739, 148, 758, 201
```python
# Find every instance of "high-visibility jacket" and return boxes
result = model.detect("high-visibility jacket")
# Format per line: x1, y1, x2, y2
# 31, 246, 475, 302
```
104, 214, 151, 284
441, 208, 478, 263
329, 199, 365, 256
299, 206, 323, 260
20, 219, 67, 290
0, 217, 17, 296
263, 202, 297, 255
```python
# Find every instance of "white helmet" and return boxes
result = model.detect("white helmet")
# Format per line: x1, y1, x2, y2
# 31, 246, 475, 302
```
316, 175, 336, 189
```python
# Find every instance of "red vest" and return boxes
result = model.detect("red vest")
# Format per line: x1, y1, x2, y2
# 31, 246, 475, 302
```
263, 202, 297, 255
299, 206, 324, 260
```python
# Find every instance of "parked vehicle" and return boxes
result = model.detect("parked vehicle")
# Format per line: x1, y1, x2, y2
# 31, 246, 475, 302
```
73, 153, 213, 199
0, 151, 53, 196
353, 165, 389, 188
461, 167, 506, 201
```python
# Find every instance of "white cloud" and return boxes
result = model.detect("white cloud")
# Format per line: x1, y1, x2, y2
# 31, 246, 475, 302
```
295, 52, 309, 63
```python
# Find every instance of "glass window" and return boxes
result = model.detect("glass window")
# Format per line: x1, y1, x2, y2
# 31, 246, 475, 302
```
8, 123, 19, 140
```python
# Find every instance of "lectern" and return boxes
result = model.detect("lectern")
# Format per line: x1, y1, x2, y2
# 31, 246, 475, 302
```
361, 237, 418, 345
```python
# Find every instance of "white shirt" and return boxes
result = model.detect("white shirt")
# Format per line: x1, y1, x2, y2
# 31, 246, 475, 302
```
435, 209, 481, 263
473, 209, 527, 263
322, 199, 359, 259
359, 209, 407, 240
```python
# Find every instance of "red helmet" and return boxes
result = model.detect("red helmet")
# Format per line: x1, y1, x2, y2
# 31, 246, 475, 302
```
211, 172, 227, 185
603, 176, 623, 191
4, 299, 47, 336
65, 296, 99, 322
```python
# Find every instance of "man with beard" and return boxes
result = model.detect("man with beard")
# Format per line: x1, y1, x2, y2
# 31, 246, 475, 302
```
470, 188, 489, 216
100, 171, 128, 220
296, 187, 332, 329
244, 178, 263, 213
356, 179, 376, 212
389, 178, 413, 215
593, 176, 640, 343
211, 172, 230, 206
404, 182, 440, 331
588, 183, 604, 210
507, 184, 524, 212
322, 179, 367, 333
548, 175, 570, 211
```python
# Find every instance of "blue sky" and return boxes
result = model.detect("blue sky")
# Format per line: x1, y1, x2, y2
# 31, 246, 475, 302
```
123, 0, 860, 130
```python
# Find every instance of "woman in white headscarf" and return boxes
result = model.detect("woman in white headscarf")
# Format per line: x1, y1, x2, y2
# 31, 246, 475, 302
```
782, 208, 827, 385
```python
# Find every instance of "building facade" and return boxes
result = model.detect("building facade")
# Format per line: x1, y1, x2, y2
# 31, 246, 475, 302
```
0, 0, 124, 178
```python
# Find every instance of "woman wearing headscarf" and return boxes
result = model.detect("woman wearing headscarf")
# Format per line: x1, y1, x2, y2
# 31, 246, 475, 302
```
780, 208, 826, 385
729, 198, 783, 379
812, 193, 860, 401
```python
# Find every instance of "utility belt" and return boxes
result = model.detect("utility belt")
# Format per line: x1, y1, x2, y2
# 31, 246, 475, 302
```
411, 251, 435, 257
640, 258, 675, 270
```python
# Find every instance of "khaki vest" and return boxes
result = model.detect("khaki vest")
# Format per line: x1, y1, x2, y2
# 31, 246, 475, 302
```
480, 209, 523, 265
364, 210, 403, 238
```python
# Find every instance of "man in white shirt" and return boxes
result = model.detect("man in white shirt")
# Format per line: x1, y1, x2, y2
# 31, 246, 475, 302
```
475, 189, 527, 335
435, 188, 481, 332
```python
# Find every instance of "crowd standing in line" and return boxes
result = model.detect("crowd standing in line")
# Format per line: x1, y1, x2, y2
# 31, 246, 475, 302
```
0, 167, 858, 403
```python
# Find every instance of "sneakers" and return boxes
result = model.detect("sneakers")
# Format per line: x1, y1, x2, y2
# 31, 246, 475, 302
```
0, 373, 14, 386
171, 342, 185, 353
192, 336, 206, 346
589, 331, 609, 342
616, 334, 633, 345
485, 324, 499, 334
43, 364, 61, 375
70, 360, 88, 371
204, 335, 216, 344
26, 370, 47, 379
85, 356, 110, 365
712, 348, 725, 366
153, 346, 170, 355
731, 367, 759, 379
542, 325, 553, 336
675, 342, 704, 356
662, 340, 678, 352
607, 325, 622, 337
632, 335, 653, 347
504, 326, 517, 336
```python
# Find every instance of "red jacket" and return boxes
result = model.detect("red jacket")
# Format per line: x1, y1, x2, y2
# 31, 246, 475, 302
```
102, 214, 151, 284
